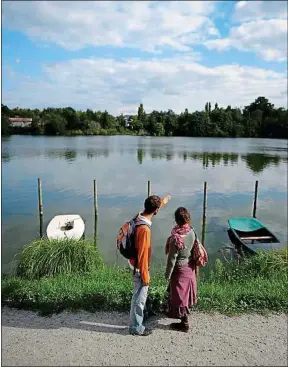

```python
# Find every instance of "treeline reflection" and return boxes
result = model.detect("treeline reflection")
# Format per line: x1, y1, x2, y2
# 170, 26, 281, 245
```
2, 147, 287, 174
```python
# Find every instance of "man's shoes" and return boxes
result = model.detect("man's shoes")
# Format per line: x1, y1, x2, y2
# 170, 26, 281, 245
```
169, 322, 189, 333
131, 328, 153, 336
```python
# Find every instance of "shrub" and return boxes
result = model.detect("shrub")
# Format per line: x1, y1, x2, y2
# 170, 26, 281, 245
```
15, 239, 104, 279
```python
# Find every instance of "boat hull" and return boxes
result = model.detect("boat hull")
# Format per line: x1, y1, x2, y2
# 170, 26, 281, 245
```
227, 217, 281, 255
47, 214, 85, 240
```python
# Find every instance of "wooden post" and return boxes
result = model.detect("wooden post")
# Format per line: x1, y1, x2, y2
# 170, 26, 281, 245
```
252, 180, 259, 218
197, 182, 207, 277
93, 180, 98, 245
94, 180, 98, 219
37, 178, 43, 238
147, 180, 151, 197
201, 181, 207, 247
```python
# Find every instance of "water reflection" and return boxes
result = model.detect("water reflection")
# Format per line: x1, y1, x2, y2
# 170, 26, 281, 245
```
143, 149, 285, 173
137, 149, 145, 165
64, 149, 77, 162
2, 144, 287, 174
241, 154, 283, 174
1, 152, 10, 163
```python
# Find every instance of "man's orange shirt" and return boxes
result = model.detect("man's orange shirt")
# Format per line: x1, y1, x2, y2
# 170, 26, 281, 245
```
129, 198, 165, 285
129, 225, 151, 285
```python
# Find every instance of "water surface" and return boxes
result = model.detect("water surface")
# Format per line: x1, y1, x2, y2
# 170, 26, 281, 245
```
2, 136, 287, 272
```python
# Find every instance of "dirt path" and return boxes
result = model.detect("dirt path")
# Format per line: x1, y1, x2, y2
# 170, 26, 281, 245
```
2, 308, 287, 366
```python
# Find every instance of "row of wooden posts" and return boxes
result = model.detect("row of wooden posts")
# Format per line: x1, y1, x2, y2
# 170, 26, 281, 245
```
37, 178, 259, 247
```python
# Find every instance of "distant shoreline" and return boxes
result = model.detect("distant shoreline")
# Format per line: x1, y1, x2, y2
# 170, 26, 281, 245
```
3, 133, 288, 140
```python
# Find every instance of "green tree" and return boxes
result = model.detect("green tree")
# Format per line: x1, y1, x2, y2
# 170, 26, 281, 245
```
1, 104, 12, 117
164, 110, 177, 136
1, 115, 11, 136
101, 110, 115, 130
62, 107, 80, 130
30, 118, 42, 135
44, 113, 67, 135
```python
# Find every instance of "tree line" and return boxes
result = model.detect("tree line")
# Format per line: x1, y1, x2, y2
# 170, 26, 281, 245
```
1, 96, 287, 139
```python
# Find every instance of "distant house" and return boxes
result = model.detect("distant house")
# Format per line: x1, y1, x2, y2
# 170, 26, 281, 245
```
9, 117, 32, 128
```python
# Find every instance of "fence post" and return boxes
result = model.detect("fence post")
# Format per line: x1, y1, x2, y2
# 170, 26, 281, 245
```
252, 180, 259, 218
201, 181, 207, 247
93, 180, 98, 245
197, 181, 207, 277
37, 178, 44, 238
147, 180, 151, 197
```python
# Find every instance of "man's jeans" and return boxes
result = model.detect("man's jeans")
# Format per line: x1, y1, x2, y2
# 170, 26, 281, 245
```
129, 272, 149, 335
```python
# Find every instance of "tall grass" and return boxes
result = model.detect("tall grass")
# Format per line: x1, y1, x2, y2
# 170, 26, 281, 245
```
2, 242, 287, 316
209, 248, 288, 282
15, 238, 103, 279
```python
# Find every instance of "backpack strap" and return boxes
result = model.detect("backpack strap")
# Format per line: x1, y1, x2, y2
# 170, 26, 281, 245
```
191, 227, 198, 240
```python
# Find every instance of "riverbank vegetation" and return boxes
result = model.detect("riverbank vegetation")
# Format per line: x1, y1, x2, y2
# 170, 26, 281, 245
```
2, 96, 287, 139
2, 238, 287, 316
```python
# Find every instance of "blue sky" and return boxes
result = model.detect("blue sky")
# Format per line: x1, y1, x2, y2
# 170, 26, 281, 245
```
2, 1, 287, 115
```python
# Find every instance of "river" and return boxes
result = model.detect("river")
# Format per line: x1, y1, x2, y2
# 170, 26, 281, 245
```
2, 135, 287, 272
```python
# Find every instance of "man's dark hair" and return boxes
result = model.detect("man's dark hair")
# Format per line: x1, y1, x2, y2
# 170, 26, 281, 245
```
144, 195, 162, 214
174, 207, 191, 226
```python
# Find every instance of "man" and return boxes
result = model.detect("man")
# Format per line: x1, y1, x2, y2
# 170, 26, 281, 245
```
129, 194, 171, 336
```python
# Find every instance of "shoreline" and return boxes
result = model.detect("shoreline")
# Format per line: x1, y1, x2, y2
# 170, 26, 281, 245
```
3, 133, 288, 139
2, 307, 287, 366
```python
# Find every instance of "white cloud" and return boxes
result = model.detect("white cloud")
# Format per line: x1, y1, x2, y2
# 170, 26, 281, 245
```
2, 1, 218, 53
205, 19, 287, 62
3, 57, 286, 114
204, 0, 288, 62
234, 1, 287, 22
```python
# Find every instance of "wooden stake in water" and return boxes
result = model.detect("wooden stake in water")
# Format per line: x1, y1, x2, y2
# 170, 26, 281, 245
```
93, 180, 98, 245
197, 181, 207, 277
94, 180, 98, 219
201, 181, 207, 247
148, 180, 151, 197
252, 180, 259, 218
37, 178, 44, 238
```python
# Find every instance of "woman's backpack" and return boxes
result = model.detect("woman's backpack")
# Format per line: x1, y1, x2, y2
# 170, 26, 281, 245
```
191, 229, 208, 268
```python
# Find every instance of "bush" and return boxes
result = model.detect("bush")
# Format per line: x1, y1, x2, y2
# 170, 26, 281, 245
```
15, 239, 104, 279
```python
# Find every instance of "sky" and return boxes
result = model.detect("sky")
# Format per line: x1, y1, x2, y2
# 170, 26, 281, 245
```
1, 0, 287, 115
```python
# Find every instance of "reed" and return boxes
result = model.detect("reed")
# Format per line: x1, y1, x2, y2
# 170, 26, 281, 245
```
15, 238, 104, 279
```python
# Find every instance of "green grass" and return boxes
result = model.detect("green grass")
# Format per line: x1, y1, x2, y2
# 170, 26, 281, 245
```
15, 238, 104, 279
2, 241, 288, 316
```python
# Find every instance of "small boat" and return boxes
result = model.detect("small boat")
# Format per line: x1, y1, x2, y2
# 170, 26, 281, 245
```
228, 217, 281, 255
47, 214, 85, 240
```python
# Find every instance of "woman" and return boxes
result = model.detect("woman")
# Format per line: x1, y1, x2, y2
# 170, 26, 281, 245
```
165, 207, 197, 332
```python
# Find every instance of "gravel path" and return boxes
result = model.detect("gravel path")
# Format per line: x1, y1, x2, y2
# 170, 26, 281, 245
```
2, 308, 287, 366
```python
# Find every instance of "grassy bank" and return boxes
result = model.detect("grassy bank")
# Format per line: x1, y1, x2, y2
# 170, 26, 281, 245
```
2, 239, 287, 316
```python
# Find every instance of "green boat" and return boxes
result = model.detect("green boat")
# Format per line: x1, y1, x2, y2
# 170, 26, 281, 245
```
227, 217, 281, 255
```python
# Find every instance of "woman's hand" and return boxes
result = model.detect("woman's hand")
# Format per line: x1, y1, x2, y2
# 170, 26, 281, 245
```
162, 195, 171, 205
